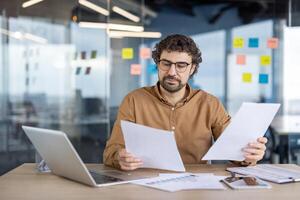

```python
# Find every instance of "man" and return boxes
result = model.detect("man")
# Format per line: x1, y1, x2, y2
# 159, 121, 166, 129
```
103, 34, 267, 171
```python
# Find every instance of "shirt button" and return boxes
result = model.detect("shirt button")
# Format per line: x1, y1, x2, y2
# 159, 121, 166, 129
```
171, 107, 175, 111
171, 126, 175, 130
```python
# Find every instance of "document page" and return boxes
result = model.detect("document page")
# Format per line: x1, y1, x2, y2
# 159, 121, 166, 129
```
227, 164, 300, 183
132, 173, 225, 192
202, 103, 280, 161
121, 120, 185, 172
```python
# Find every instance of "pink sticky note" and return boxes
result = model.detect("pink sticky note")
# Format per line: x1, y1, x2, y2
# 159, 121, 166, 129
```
267, 38, 279, 49
140, 48, 151, 59
236, 55, 246, 65
130, 64, 142, 75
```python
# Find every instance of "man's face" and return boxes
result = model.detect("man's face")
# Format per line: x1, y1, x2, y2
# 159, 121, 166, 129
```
158, 50, 195, 93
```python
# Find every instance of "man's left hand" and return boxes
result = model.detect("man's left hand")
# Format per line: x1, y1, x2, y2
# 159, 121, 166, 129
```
242, 137, 268, 165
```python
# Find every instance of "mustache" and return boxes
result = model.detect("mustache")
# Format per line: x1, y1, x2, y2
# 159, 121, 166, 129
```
163, 76, 180, 82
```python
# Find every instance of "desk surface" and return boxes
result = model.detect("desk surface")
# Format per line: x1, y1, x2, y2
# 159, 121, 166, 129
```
1, 164, 300, 200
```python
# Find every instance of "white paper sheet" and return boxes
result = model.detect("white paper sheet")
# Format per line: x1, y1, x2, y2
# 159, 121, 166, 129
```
120, 120, 185, 172
132, 173, 225, 192
202, 102, 280, 161
159, 173, 227, 181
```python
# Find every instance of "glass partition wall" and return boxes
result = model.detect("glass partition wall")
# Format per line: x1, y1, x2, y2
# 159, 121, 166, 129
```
0, 0, 113, 174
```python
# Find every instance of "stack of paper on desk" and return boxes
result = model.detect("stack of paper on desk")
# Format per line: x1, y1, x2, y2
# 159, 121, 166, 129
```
121, 120, 185, 172
227, 164, 300, 184
132, 173, 226, 192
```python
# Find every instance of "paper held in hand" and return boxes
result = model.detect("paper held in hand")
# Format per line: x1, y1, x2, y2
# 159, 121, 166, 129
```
202, 102, 280, 161
121, 120, 185, 172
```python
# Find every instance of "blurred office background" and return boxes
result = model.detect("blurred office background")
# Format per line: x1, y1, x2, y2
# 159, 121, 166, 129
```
1, 0, 300, 175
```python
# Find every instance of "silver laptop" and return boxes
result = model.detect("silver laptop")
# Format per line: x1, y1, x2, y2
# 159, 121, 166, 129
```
22, 126, 145, 187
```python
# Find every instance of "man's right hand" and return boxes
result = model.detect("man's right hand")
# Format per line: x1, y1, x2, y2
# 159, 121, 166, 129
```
117, 149, 143, 171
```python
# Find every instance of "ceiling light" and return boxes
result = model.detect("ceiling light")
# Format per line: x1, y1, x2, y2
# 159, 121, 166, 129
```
24, 33, 48, 44
13, 32, 23, 39
0, 28, 47, 44
108, 31, 162, 38
78, 0, 109, 16
79, 22, 144, 32
112, 6, 140, 23
22, 0, 44, 8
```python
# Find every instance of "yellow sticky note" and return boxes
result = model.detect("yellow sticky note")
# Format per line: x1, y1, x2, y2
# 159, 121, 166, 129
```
242, 73, 252, 83
233, 37, 244, 48
260, 55, 271, 66
122, 48, 134, 59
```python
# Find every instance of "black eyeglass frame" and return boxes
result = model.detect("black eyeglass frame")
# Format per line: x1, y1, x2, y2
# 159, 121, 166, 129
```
157, 59, 192, 73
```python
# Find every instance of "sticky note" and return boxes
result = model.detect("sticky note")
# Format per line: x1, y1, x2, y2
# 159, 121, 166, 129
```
81, 51, 86, 60
233, 37, 244, 48
140, 48, 151, 59
248, 38, 259, 48
76, 67, 81, 75
236, 54, 246, 65
260, 55, 271, 66
91, 50, 97, 59
259, 74, 269, 84
130, 64, 141, 75
147, 64, 157, 74
242, 73, 252, 83
122, 48, 134, 59
85, 67, 91, 75
267, 38, 279, 49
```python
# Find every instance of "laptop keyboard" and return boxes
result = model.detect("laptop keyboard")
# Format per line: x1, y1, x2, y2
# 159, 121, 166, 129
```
89, 171, 124, 184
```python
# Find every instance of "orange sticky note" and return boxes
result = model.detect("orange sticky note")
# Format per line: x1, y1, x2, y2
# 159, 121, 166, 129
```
130, 64, 141, 75
236, 55, 246, 65
260, 55, 271, 66
122, 48, 134, 59
140, 48, 151, 59
267, 38, 279, 49
242, 73, 252, 83
233, 37, 244, 48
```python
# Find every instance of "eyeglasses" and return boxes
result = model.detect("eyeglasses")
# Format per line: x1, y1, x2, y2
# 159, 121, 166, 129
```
157, 59, 191, 73
225, 172, 259, 186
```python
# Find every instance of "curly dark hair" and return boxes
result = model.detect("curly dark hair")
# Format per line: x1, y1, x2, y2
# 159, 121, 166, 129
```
152, 34, 202, 77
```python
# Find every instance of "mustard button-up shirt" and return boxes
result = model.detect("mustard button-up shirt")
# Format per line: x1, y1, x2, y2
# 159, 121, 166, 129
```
103, 82, 231, 169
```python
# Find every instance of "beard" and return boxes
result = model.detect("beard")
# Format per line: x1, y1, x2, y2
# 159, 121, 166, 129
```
160, 75, 185, 93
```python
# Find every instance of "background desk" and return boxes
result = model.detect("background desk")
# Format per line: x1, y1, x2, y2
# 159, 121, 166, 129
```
1, 164, 300, 200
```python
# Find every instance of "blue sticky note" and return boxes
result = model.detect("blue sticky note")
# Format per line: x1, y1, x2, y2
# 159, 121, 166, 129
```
147, 64, 157, 74
248, 38, 259, 48
259, 74, 269, 84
